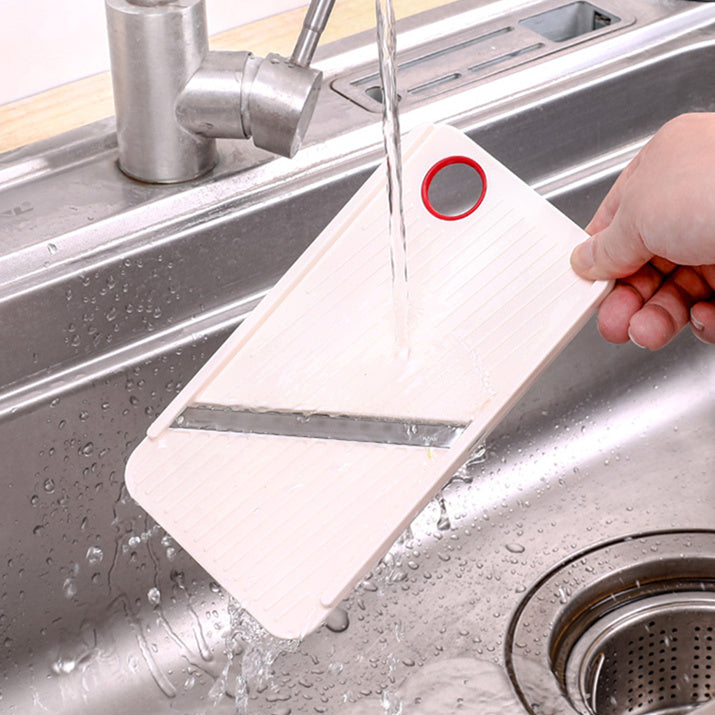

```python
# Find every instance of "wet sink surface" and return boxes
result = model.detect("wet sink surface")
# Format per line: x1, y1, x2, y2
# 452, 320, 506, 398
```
1, 1, 715, 713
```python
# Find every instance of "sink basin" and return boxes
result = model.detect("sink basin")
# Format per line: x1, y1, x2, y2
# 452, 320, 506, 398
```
0, 0, 714, 713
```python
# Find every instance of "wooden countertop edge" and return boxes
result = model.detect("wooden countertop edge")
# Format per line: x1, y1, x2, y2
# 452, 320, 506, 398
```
0, 0, 445, 154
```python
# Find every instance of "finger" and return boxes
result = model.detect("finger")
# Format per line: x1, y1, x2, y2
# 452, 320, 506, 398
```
700, 264, 715, 290
691, 300, 715, 344
585, 153, 641, 235
585, 189, 620, 236
598, 285, 643, 343
628, 266, 712, 349
650, 256, 678, 275
571, 213, 653, 281
597, 263, 666, 343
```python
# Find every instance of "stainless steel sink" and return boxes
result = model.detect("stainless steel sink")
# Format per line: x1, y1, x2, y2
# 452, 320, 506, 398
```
1, 1, 714, 713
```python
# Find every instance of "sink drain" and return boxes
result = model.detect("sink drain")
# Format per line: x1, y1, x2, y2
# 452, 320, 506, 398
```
568, 592, 714, 715
506, 531, 715, 715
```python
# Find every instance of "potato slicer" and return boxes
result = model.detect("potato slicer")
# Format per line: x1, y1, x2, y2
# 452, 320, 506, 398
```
125, 123, 611, 639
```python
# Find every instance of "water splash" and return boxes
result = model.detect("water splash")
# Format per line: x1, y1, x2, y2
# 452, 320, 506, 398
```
112, 594, 178, 699
225, 600, 300, 714
436, 493, 451, 531
353, 658, 522, 714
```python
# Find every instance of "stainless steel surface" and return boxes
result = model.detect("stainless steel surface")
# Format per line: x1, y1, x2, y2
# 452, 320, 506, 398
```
105, 0, 325, 182
1, 0, 715, 712
695, 699, 715, 715
520, 1, 620, 43
173, 406, 468, 448
332, 0, 632, 113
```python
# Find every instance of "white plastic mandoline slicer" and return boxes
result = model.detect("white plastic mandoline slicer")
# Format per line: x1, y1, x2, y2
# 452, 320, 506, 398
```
126, 123, 611, 639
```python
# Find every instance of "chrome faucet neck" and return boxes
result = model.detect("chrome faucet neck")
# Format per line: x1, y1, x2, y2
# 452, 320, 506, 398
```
291, 0, 337, 67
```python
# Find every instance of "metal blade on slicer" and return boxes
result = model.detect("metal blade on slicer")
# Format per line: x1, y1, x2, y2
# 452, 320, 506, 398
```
125, 123, 611, 639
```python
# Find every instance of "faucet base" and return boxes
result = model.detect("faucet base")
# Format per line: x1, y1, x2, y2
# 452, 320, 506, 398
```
106, 0, 217, 184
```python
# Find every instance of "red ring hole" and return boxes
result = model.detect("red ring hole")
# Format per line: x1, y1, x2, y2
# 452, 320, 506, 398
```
421, 155, 487, 221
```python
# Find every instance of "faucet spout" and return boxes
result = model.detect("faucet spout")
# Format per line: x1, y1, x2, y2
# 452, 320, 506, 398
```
105, 0, 331, 183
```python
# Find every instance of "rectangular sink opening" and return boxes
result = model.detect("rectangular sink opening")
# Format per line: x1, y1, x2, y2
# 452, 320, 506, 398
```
520, 2, 620, 42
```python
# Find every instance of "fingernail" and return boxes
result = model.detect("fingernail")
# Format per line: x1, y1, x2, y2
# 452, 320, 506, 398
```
691, 312, 704, 331
572, 239, 595, 272
627, 326, 647, 349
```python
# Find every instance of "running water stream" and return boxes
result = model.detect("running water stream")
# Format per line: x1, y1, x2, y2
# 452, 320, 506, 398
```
375, 0, 410, 357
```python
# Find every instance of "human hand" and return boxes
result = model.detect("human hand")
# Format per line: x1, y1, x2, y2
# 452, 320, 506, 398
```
570, 113, 715, 349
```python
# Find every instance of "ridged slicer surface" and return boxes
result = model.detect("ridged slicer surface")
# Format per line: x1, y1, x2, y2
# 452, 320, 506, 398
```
126, 124, 610, 639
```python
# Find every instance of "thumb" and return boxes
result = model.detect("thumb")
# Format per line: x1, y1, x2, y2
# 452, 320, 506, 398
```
571, 214, 652, 281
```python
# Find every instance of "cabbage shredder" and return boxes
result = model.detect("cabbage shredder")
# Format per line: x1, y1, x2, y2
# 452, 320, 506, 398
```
125, 123, 611, 639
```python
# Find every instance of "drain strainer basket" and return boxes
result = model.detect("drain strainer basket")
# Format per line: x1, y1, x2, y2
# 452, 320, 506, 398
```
568, 592, 714, 715
506, 531, 715, 715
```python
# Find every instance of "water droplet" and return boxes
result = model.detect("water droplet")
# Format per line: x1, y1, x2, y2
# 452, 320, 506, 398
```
436, 494, 451, 531
63, 578, 77, 599
79, 442, 94, 457
505, 543, 525, 554
86, 546, 104, 565
30, 494, 39, 506
147, 587, 161, 606
47, 242, 58, 255
325, 607, 349, 633
466, 443, 487, 467
43, 478, 56, 493
51, 657, 76, 675
79, 410, 89, 421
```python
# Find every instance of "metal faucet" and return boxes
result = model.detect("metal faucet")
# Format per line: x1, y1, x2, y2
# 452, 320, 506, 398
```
105, 0, 335, 183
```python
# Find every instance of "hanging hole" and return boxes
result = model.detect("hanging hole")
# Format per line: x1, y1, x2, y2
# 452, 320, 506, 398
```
421, 156, 486, 221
